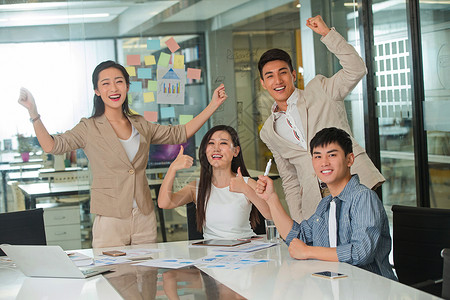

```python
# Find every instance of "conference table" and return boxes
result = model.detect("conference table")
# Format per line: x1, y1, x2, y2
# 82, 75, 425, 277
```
0, 240, 440, 299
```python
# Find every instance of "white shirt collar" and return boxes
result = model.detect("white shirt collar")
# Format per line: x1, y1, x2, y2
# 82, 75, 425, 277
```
271, 88, 299, 114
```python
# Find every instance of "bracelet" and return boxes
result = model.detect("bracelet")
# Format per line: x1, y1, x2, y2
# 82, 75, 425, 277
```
30, 114, 40, 123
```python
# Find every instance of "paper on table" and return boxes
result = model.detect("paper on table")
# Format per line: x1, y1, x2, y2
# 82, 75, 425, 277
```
94, 256, 132, 266
66, 251, 93, 267
195, 253, 271, 270
121, 248, 162, 260
134, 258, 196, 269
215, 241, 279, 253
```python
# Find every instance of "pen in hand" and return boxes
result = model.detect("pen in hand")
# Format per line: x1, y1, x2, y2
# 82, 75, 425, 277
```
264, 159, 272, 176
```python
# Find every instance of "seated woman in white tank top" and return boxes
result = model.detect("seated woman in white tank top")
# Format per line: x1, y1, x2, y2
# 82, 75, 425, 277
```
158, 125, 271, 239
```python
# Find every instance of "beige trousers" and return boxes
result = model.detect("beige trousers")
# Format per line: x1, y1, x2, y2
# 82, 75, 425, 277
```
92, 207, 157, 248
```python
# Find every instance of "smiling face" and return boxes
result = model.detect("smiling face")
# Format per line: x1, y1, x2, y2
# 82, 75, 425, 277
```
312, 142, 354, 195
205, 130, 240, 169
260, 60, 296, 106
94, 67, 129, 112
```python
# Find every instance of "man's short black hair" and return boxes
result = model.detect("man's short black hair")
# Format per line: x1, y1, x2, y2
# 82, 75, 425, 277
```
310, 127, 353, 156
258, 48, 294, 79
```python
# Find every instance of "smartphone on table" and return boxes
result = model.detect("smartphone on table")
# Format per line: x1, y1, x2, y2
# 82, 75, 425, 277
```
312, 271, 348, 279
102, 250, 126, 257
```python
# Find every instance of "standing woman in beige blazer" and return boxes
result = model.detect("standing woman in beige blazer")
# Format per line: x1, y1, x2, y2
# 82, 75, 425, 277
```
18, 60, 227, 247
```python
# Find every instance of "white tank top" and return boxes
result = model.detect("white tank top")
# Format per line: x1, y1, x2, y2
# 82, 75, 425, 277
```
119, 124, 140, 208
197, 177, 255, 239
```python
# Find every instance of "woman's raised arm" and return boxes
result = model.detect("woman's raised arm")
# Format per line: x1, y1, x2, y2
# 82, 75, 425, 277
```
158, 145, 196, 209
17, 88, 55, 153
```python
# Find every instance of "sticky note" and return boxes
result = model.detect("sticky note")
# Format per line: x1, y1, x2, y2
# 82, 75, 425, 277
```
144, 55, 156, 65
165, 37, 180, 53
147, 80, 158, 92
143, 92, 155, 103
125, 66, 136, 76
144, 111, 158, 122
129, 81, 142, 93
137, 68, 152, 79
174, 55, 185, 69
179, 115, 193, 125
161, 107, 175, 119
128, 94, 133, 105
127, 55, 140, 66
187, 68, 201, 80
158, 53, 171, 67
147, 40, 160, 50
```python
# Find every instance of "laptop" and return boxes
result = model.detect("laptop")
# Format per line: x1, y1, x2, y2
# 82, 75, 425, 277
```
0, 244, 112, 279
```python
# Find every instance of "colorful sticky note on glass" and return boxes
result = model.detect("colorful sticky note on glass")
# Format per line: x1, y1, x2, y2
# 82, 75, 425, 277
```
147, 40, 160, 50
173, 55, 185, 69
129, 81, 142, 93
125, 66, 136, 76
158, 53, 171, 67
187, 68, 201, 80
165, 37, 180, 53
144, 111, 158, 122
137, 68, 152, 79
128, 94, 133, 105
147, 80, 158, 92
179, 115, 193, 125
127, 55, 141, 66
144, 55, 156, 65
143, 92, 155, 103
161, 107, 175, 119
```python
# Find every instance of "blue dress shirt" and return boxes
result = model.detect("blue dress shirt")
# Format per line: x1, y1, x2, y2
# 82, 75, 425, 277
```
285, 175, 397, 280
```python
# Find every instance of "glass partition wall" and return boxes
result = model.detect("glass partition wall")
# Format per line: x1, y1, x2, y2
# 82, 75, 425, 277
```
0, 0, 448, 248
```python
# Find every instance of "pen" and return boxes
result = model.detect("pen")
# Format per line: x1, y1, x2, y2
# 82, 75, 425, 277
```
264, 159, 272, 176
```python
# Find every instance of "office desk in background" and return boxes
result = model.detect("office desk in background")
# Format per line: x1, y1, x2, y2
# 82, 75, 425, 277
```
0, 240, 440, 299
17, 179, 170, 242
0, 164, 42, 212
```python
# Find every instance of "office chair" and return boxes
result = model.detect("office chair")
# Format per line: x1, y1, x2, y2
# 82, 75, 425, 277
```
0, 208, 46, 256
186, 202, 203, 240
392, 205, 450, 297
7, 181, 26, 211
443, 248, 450, 300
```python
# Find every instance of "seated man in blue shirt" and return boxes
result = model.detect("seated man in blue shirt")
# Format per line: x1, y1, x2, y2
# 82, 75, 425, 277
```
256, 127, 397, 280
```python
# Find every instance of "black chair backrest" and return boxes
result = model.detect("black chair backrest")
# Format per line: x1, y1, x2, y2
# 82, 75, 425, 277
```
253, 210, 266, 235
443, 248, 450, 300
186, 202, 203, 240
0, 208, 46, 256
392, 205, 450, 296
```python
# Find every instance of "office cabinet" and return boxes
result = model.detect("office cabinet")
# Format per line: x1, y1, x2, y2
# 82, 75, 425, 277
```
43, 205, 81, 250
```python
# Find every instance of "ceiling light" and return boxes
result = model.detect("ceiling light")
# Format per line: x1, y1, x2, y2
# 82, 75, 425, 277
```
10, 13, 110, 22
296, 3, 301, 8
344, 2, 358, 7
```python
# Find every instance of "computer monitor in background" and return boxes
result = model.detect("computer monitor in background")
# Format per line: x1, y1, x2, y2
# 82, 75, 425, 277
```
147, 137, 196, 168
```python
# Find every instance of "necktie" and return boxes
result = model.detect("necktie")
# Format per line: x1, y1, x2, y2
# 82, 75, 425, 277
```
329, 199, 337, 248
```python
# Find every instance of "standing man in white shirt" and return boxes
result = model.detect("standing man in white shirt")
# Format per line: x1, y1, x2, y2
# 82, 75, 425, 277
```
258, 15, 385, 223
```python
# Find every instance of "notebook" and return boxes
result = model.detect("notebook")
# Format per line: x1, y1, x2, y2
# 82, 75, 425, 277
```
0, 244, 113, 279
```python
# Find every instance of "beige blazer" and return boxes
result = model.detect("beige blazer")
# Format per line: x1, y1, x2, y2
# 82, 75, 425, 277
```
50, 114, 186, 218
260, 29, 385, 223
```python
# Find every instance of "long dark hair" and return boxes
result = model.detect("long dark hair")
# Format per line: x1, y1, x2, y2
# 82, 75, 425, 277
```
196, 125, 260, 231
90, 60, 135, 118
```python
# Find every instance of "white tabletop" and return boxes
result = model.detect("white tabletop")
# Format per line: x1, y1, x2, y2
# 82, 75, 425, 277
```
0, 240, 440, 300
